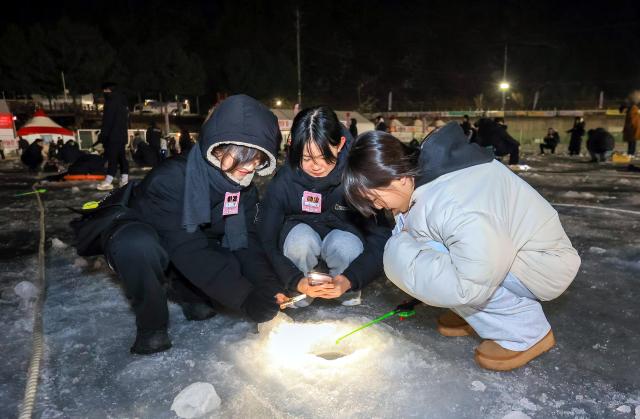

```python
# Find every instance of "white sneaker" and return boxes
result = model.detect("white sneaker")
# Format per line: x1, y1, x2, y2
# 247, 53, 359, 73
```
97, 181, 114, 191
120, 174, 129, 187
339, 290, 362, 306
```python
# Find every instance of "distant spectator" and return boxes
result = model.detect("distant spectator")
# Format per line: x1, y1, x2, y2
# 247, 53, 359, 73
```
97, 81, 130, 191
21, 138, 44, 172
413, 115, 424, 134
132, 131, 145, 150
389, 115, 402, 132
48, 140, 59, 160
567, 117, 585, 156
476, 118, 520, 165
349, 118, 358, 139
179, 128, 194, 155
0, 139, 4, 160
460, 115, 472, 138
58, 139, 83, 164
146, 120, 162, 158
375, 115, 388, 132
623, 90, 640, 156
160, 136, 169, 159
132, 141, 159, 167
586, 128, 615, 162
540, 128, 560, 154
18, 136, 28, 155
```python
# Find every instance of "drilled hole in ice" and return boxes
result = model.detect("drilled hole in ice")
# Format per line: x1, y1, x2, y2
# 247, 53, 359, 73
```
313, 351, 347, 360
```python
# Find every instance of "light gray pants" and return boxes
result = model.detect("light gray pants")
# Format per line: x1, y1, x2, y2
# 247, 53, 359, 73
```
427, 240, 551, 351
283, 223, 364, 304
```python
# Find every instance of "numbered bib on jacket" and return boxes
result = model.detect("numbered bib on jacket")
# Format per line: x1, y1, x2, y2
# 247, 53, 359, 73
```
223, 192, 240, 215
302, 191, 322, 213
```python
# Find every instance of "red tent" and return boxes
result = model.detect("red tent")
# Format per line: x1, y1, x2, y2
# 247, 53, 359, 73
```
17, 109, 75, 142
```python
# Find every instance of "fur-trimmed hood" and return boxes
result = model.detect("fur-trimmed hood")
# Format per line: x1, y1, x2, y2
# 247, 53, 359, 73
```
199, 94, 281, 177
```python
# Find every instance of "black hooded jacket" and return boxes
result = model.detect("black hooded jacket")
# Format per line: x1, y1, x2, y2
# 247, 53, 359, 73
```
586, 128, 614, 154
100, 89, 129, 146
125, 95, 281, 309
257, 128, 391, 292
475, 118, 520, 155
417, 122, 494, 187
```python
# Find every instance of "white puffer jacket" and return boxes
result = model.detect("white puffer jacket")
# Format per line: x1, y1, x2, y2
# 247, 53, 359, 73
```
384, 160, 580, 308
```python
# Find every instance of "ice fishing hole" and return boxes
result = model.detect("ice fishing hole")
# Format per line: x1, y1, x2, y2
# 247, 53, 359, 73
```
314, 351, 347, 360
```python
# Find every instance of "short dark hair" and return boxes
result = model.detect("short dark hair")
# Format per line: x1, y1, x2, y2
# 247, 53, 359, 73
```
288, 106, 343, 168
212, 144, 268, 172
343, 131, 420, 217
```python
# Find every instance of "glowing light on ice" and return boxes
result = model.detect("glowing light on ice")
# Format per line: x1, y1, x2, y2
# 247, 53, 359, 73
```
252, 313, 389, 379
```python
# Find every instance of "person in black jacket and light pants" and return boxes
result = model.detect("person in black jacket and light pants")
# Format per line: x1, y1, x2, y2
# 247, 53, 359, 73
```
258, 106, 390, 308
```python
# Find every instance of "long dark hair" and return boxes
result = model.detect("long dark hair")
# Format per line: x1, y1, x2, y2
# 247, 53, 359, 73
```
343, 131, 420, 216
288, 106, 343, 168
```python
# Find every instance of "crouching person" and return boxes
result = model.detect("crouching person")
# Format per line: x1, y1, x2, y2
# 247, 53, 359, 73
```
258, 106, 390, 308
72, 95, 284, 355
343, 122, 581, 371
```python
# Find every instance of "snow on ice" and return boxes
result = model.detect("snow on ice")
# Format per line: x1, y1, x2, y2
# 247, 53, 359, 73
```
171, 382, 221, 418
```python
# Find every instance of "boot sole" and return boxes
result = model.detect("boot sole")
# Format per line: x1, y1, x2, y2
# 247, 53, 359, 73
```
130, 342, 172, 355
474, 331, 556, 371
437, 323, 474, 337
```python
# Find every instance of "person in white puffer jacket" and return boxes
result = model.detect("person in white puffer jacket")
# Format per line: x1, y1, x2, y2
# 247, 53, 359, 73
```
343, 122, 581, 371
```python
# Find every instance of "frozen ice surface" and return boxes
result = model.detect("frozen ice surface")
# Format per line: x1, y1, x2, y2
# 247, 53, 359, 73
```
72, 257, 88, 268
617, 405, 631, 413
1, 154, 640, 418
471, 380, 486, 392
588, 246, 607, 254
501, 411, 531, 419
50, 237, 68, 249
171, 382, 221, 418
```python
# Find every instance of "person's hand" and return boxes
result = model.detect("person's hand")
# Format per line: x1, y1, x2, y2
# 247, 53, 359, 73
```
274, 293, 289, 305
317, 274, 352, 299
296, 277, 335, 298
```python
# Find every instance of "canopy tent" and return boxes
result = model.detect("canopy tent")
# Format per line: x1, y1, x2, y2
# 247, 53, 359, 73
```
17, 109, 76, 144
0, 99, 18, 152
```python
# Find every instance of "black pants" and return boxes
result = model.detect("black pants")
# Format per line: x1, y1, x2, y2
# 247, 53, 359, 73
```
105, 143, 129, 177
104, 222, 278, 331
539, 143, 556, 154
495, 142, 520, 165
568, 137, 582, 155
628, 140, 637, 156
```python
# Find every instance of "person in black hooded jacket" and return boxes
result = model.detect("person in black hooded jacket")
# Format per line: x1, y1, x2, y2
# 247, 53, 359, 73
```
567, 117, 585, 156
78, 94, 284, 355
475, 117, 520, 165
257, 106, 390, 308
586, 127, 614, 162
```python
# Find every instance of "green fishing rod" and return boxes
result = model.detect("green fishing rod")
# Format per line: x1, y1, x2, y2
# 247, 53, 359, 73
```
335, 298, 422, 344
15, 189, 47, 197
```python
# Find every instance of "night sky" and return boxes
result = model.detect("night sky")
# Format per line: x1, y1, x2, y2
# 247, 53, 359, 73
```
1, 0, 639, 110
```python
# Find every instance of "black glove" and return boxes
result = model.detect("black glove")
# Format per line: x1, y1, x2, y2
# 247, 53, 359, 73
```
395, 298, 422, 312
242, 289, 279, 323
